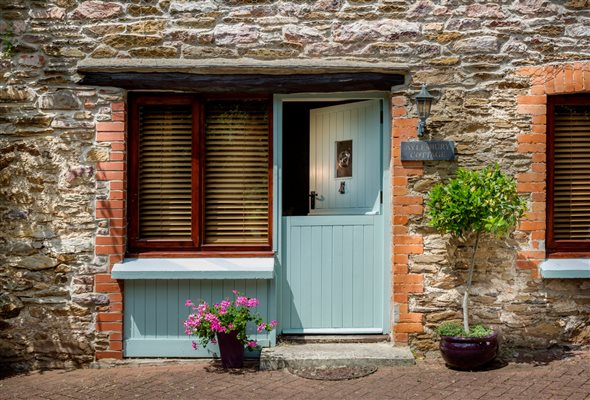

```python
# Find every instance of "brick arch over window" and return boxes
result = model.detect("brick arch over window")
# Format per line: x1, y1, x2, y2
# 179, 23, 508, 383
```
516, 63, 590, 277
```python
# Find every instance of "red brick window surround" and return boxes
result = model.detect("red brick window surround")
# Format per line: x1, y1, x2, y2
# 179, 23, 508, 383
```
546, 94, 590, 255
516, 63, 590, 272
94, 101, 127, 360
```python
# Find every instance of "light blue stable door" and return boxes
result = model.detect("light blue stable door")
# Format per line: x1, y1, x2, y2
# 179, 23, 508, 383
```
281, 100, 385, 334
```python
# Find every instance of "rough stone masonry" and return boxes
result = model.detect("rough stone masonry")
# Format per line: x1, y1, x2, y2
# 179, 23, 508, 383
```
1, 0, 590, 372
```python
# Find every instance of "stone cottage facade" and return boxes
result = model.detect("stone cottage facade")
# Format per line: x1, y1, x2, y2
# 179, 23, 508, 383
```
1, 0, 590, 372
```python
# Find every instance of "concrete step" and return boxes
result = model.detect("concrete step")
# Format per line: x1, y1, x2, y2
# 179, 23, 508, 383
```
260, 342, 415, 371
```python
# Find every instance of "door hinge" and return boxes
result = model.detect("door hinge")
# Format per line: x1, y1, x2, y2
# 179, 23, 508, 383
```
380, 190, 383, 204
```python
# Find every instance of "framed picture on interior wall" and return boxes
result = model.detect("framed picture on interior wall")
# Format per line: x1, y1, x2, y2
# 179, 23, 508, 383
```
336, 140, 352, 178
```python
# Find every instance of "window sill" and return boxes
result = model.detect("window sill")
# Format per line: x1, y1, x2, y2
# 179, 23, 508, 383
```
540, 258, 590, 279
111, 257, 275, 280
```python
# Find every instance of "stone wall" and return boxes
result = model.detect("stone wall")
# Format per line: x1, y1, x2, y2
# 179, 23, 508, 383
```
2, 0, 590, 370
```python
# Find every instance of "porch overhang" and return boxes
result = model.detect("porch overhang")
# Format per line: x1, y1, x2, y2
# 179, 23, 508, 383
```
77, 58, 407, 93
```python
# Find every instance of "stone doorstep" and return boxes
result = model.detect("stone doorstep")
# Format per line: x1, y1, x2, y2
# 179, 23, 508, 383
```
260, 343, 415, 371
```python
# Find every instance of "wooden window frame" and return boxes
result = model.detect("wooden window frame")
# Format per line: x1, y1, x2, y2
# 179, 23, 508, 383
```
547, 94, 590, 256
127, 93, 273, 257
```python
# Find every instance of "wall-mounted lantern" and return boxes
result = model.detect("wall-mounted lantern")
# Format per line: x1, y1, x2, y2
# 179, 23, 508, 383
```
401, 84, 454, 161
415, 84, 435, 138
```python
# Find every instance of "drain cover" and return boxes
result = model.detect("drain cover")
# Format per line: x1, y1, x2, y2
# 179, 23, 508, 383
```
288, 366, 378, 381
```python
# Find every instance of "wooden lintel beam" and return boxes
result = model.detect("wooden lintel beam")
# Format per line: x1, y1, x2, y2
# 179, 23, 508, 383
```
79, 72, 404, 93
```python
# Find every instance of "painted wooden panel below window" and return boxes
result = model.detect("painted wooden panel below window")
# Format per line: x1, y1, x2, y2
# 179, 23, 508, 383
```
124, 279, 273, 357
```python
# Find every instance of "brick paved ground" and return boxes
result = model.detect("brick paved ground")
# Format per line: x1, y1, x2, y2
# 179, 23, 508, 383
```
1, 350, 589, 400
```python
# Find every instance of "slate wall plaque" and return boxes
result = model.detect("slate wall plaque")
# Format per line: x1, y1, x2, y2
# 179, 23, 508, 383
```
401, 140, 455, 161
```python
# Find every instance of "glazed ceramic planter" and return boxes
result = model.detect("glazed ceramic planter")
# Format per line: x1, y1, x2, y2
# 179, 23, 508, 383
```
217, 330, 244, 368
439, 331, 499, 370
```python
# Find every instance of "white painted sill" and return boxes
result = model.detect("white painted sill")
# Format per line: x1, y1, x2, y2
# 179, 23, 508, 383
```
540, 259, 590, 279
111, 257, 275, 280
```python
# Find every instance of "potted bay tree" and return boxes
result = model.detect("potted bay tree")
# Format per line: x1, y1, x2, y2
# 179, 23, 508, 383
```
426, 164, 527, 369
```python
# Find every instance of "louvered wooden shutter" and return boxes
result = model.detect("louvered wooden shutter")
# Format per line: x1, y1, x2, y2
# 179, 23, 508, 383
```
204, 101, 269, 244
138, 105, 193, 240
553, 104, 590, 240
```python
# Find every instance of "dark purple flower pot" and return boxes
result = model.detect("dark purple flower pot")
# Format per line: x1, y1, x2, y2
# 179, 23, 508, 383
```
217, 331, 244, 368
439, 331, 499, 370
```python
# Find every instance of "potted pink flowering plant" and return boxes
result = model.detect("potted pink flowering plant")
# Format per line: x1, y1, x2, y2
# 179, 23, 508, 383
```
183, 290, 278, 368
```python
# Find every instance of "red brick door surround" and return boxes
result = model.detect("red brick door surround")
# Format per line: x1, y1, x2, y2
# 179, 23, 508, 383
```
390, 95, 425, 344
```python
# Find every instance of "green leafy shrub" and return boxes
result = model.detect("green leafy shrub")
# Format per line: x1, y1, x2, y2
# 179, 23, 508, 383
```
426, 164, 527, 239
436, 322, 494, 338
426, 164, 527, 334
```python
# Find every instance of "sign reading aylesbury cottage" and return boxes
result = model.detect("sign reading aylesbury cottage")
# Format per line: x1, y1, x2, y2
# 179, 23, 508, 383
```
401, 141, 455, 161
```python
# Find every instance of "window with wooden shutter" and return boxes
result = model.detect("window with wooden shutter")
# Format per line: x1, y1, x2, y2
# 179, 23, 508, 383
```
138, 104, 193, 240
204, 101, 270, 245
548, 95, 590, 254
128, 94, 272, 255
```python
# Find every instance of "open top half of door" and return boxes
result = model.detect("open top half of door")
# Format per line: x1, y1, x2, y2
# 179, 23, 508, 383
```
309, 99, 382, 216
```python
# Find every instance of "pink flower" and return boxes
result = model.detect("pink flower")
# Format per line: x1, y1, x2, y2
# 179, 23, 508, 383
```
247, 340, 257, 349
218, 300, 231, 315
211, 338, 217, 345
257, 323, 266, 333
204, 312, 224, 332
185, 299, 193, 307
269, 320, 278, 328
236, 296, 249, 307
247, 298, 259, 308
232, 289, 238, 295
197, 303, 208, 316
183, 314, 203, 336
228, 323, 235, 330
192, 341, 198, 350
